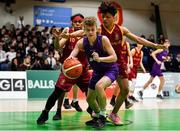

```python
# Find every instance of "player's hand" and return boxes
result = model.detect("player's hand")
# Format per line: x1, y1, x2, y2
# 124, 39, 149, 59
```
52, 28, 61, 38
156, 60, 161, 65
127, 67, 131, 74
92, 52, 100, 62
60, 32, 70, 39
65, 56, 77, 61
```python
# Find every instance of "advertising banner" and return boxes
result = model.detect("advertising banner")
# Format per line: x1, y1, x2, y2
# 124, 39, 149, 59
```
27, 70, 60, 98
0, 71, 27, 99
34, 6, 72, 27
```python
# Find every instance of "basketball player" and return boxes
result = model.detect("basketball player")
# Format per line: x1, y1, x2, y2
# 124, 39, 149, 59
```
128, 43, 146, 102
109, 40, 134, 109
67, 17, 118, 128
138, 39, 170, 99
36, 14, 92, 125
98, 1, 167, 125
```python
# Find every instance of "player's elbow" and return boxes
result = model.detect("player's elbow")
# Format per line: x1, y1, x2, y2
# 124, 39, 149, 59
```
112, 55, 117, 62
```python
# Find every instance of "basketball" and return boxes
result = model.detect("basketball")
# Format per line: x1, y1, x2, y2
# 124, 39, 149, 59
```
62, 58, 83, 79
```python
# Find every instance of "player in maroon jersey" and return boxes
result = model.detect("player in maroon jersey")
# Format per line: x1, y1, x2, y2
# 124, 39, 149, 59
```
109, 40, 134, 109
53, 14, 85, 120
98, 1, 166, 125
36, 14, 92, 125
128, 43, 146, 102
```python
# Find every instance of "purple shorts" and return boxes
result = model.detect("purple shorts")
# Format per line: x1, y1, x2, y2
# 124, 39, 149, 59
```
150, 63, 163, 77
89, 67, 119, 90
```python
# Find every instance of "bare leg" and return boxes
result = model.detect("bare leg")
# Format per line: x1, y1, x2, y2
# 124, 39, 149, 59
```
112, 77, 129, 113
143, 76, 154, 90
158, 76, 165, 94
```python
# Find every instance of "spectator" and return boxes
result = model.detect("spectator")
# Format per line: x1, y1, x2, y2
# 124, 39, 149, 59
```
0, 44, 9, 70
46, 51, 56, 69
172, 53, 180, 72
17, 16, 24, 29
19, 55, 31, 71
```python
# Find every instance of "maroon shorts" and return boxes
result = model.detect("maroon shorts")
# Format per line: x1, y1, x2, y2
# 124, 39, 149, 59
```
55, 69, 91, 92
128, 67, 137, 80
118, 64, 128, 79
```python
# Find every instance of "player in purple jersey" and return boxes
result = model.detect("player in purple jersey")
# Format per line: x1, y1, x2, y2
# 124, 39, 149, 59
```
67, 17, 118, 128
138, 39, 170, 99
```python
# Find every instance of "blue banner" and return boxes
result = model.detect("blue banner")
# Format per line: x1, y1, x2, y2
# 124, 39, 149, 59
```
34, 6, 72, 27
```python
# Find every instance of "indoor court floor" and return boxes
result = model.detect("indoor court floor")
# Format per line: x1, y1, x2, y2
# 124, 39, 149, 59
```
0, 98, 180, 131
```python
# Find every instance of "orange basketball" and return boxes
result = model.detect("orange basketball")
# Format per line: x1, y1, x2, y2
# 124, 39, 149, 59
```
62, 58, 83, 79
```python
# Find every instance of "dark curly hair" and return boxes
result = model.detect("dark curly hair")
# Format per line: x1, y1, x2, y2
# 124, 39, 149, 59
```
98, 1, 117, 16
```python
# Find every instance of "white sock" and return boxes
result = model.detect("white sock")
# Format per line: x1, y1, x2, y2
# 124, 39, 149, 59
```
100, 109, 106, 117
72, 99, 78, 103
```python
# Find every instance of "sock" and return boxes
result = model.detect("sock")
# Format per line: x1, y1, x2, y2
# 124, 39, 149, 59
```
64, 97, 69, 100
112, 95, 116, 100
72, 99, 78, 103
94, 112, 100, 118
100, 109, 106, 117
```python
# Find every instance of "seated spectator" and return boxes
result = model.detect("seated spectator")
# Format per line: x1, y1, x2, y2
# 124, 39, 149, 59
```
19, 55, 31, 71
0, 44, 9, 70
11, 52, 23, 71
172, 53, 180, 72
164, 53, 173, 72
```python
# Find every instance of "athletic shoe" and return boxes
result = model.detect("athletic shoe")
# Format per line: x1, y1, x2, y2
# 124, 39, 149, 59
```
156, 94, 163, 99
138, 90, 143, 99
63, 99, 71, 109
52, 109, 61, 120
37, 110, 49, 125
108, 113, 123, 125
85, 117, 98, 126
110, 97, 116, 106
129, 96, 139, 102
71, 101, 82, 112
125, 100, 133, 109
93, 115, 106, 128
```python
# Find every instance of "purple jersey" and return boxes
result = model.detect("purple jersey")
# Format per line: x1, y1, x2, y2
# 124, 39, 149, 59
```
83, 35, 118, 73
83, 35, 118, 90
150, 50, 168, 77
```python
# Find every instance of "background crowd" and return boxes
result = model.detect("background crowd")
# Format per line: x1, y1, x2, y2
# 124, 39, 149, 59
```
0, 22, 180, 72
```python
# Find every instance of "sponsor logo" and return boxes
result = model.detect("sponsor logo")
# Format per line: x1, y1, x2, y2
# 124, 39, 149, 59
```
0, 79, 26, 91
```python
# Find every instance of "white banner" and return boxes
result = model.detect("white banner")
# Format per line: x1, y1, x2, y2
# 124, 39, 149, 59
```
133, 73, 180, 98
0, 71, 27, 99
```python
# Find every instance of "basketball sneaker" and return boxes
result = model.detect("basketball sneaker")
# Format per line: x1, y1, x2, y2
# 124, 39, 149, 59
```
108, 113, 123, 125
52, 108, 61, 120
93, 115, 106, 128
156, 94, 164, 99
138, 90, 143, 99
71, 101, 82, 112
37, 110, 49, 125
129, 95, 139, 102
85, 117, 98, 126
125, 100, 133, 109
63, 99, 71, 109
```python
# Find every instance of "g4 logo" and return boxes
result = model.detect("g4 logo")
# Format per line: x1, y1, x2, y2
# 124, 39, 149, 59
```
0, 79, 26, 91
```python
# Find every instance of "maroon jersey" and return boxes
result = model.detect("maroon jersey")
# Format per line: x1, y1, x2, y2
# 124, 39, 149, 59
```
132, 48, 142, 68
60, 28, 88, 68
128, 48, 142, 80
101, 24, 127, 65
101, 24, 129, 78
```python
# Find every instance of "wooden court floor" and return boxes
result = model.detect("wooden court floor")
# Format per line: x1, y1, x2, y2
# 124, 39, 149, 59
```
0, 99, 180, 131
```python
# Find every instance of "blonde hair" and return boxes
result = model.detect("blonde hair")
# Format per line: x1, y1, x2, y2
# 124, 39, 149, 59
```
83, 17, 97, 27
